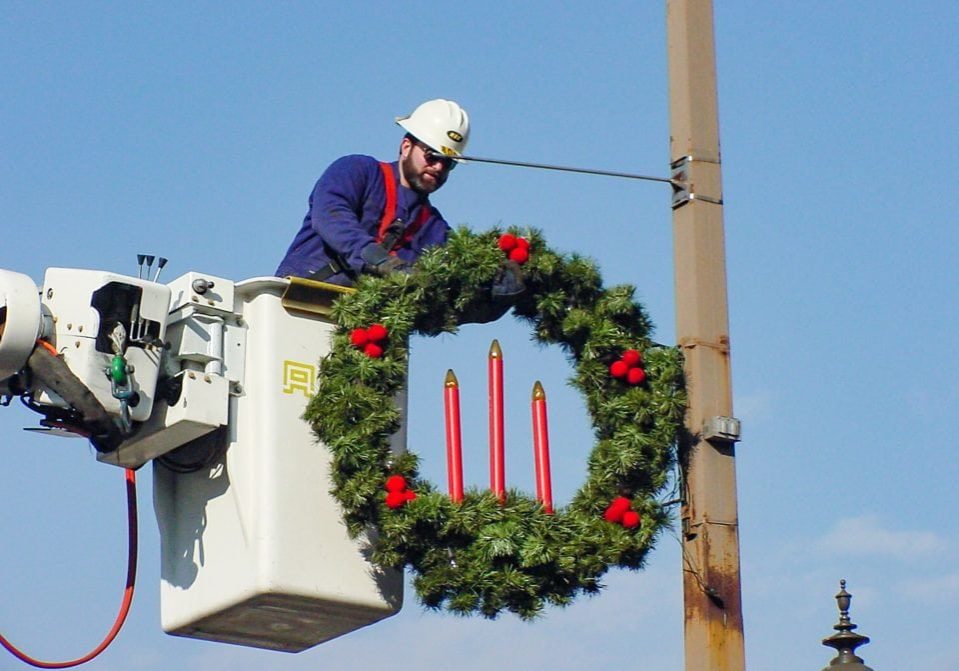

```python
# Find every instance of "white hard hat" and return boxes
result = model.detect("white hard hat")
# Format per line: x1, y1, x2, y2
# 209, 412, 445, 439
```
396, 99, 470, 158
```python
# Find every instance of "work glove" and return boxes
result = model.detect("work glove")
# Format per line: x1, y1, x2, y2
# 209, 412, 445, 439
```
361, 244, 411, 276
491, 260, 525, 300
463, 260, 526, 324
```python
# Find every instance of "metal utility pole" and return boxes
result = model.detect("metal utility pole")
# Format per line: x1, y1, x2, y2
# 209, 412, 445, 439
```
666, 2, 746, 671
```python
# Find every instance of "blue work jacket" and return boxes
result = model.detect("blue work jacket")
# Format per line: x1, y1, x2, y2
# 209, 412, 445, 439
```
275, 154, 450, 285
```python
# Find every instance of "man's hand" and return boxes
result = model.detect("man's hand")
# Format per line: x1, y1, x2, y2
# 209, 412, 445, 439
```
461, 259, 526, 324
491, 260, 525, 299
361, 244, 411, 276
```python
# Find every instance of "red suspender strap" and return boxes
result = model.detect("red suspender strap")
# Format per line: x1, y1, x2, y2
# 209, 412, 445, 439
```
376, 162, 432, 250
377, 162, 398, 243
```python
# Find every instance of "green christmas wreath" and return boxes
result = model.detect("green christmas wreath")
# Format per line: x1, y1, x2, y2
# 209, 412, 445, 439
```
306, 227, 686, 619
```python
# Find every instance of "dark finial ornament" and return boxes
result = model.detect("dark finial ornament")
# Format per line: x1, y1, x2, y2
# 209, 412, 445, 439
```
821, 580, 874, 670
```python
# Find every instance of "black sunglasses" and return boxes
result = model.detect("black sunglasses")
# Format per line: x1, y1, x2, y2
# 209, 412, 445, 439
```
415, 141, 456, 170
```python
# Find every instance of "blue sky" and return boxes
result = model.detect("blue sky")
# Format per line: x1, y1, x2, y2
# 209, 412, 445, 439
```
2, 2, 958, 669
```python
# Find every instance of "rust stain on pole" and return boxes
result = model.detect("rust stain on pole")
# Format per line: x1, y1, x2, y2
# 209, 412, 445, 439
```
667, 1, 746, 671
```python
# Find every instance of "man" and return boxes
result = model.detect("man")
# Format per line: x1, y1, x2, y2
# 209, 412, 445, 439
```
275, 99, 470, 285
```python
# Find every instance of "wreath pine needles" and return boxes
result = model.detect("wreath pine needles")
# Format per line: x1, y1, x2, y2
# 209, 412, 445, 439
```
306, 227, 686, 619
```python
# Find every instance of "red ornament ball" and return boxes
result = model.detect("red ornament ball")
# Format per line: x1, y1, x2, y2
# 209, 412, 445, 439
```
350, 328, 369, 347
405, 490, 417, 502
603, 508, 623, 523
604, 496, 632, 523
622, 510, 641, 529
626, 367, 646, 385
515, 237, 530, 251
367, 323, 388, 343
497, 233, 517, 251
385, 474, 407, 493
609, 360, 629, 378
509, 247, 529, 264
363, 343, 384, 359
385, 491, 407, 509
621, 349, 642, 367
609, 496, 631, 514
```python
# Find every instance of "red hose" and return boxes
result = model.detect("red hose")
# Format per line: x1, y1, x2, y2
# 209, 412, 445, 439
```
0, 469, 138, 668
34, 340, 59, 357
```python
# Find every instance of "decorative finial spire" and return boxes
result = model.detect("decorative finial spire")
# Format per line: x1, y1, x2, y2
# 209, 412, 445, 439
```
821, 580, 874, 670
532, 380, 546, 401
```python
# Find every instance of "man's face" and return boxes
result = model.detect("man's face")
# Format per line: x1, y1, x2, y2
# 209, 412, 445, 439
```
400, 137, 453, 194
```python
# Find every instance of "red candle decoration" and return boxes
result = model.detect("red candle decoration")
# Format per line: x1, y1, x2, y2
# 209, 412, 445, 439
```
488, 340, 506, 503
531, 381, 553, 514
444, 369, 465, 503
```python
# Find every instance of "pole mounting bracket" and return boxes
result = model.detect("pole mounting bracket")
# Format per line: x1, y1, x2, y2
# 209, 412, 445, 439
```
670, 155, 724, 209
703, 415, 742, 444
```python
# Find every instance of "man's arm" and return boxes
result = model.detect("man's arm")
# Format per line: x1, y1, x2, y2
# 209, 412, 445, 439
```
308, 155, 384, 275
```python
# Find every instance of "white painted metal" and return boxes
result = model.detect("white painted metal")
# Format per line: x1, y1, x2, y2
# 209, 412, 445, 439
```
0, 269, 41, 381
153, 277, 402, 652
98, 271, 242, 468
37, 269, 170, 422
167, 271, 235, 318
98, 370, 230, 468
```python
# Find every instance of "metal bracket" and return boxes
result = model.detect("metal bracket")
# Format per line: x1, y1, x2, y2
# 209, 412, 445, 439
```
702, 415, 742, 444
281, 277, 356, 317
670, 156, 724, 209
